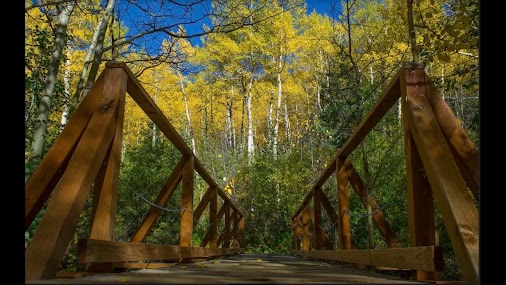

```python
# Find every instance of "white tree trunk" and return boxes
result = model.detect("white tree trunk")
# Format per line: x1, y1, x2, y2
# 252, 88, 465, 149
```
273, 55, 283, 158
179, 76, 196, 155
69, 0, 116, 115
60, 43, 72, 130
267, 90, 274, 149
27, 2, 76, 183
284, 102, 291, 153
247, 79, 255, 163
226, 86, 234, 150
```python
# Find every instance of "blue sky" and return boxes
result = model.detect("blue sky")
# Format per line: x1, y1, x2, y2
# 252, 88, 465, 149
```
120, 1, 338, 49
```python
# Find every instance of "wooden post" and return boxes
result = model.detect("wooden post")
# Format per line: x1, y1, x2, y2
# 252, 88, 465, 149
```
302, 207, 310, 250
337, 158, 351, 250
401, 65, 479, 284
25, 67, 127, 280
313, 187, 323, 250
209, 186, 218, 249
180, 155, 194, 247
131, 157, 184, 243
86, 81, 126, 272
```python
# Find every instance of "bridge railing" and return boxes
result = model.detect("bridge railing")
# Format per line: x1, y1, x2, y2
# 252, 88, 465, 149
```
291, 62, 479, 283
25, 62, 245, 281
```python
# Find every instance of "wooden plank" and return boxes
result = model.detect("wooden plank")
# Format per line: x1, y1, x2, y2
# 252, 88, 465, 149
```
25, 72, 107, 231
193, 187, 211, 228
113, 262, 176, 269
223, 201, 231, 248
25, 67, 126, 281
291, 246, 444, 271
401, 67, 479, 283
209, 186, 218, 249
402, 91, 437, 281
425, 76, 479, 200
302, 207, 310, 250
180, 155, 195, 246
313, 188, 323, 250
79, 239, 243, 263
337, 158, 351, 250
131, 157, 184, 243
87, 83, 127, 273
446, 140, 479, 199
337, 63, 410, 158
348, 163, 402, 248
200, 202, 226, 247
315, 157, 338, 188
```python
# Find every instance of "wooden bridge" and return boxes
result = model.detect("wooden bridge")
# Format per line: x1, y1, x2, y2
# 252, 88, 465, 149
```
25, 62, 479, 284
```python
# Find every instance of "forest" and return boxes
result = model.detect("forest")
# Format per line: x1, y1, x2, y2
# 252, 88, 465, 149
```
25, 0, 479, 281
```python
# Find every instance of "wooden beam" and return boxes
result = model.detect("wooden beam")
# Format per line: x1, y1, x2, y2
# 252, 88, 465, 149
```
209, 186, 218, 249
87, 86, 127, 273
291, 246, 443, 271
131, 157, 184, 243
337, 158, 351, 250
337, 63, 409, 158
25, 67, 127, 280
402, 88, 437, 281
313, 187, 323, 250
193, 187, 211, 228
425, 76, 479, 200
25, 72, 107, 231
401, 66, 479, 283
79, 239, 243, 263
180, 156, 194, 246
347, 163, 402, 248
302, 207, 310, 250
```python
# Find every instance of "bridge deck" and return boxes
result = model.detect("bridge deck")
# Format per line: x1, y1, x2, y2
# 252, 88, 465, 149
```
27, 254, 433, 284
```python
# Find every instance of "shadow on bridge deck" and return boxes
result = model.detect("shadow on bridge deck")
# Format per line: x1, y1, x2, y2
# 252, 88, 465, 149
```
27, 254, 431, 284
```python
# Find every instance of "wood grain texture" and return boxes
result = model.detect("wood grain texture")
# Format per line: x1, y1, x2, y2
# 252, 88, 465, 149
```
180, 156, 195, 246
208, 187, 218, 249
402, 101, 436, 281
79, 239, 243, 263
401, 67, 479, 283
25, 72, 106, 231
292, 246, 443, 271
25, 67, 127, 280
302, 207, 310, 250
131, 157, 184, 243
87, 75, 127, 273
425, 76, 479, 200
